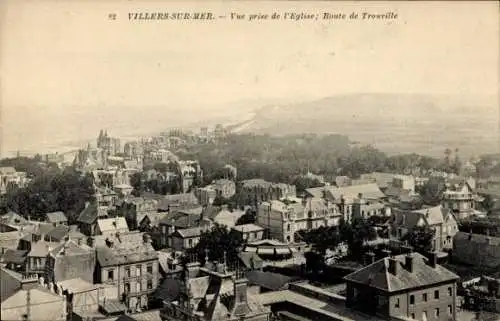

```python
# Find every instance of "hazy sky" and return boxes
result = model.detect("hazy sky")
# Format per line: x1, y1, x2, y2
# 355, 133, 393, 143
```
1, 1, 499, 156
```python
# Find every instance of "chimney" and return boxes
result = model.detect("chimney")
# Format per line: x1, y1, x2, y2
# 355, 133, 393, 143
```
365, 251, 376, 265
388, 256, 399, 275
231, 270, 250, 315
405, 253, 414, 273
428, 251, 438, 268
186, 261, 201, 279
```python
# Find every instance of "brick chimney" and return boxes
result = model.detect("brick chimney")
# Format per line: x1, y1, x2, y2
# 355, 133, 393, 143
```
388, 256, 399, 275
428, 251, 438, 268
405, 253, 414, 273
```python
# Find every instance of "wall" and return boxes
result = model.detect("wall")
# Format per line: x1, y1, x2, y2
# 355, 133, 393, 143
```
53, 252, 96, 284
401, 283, 456, 321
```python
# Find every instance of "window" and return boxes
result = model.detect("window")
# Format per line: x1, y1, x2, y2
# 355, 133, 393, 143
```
434, 290, 439, 299
410, 295, 415, 304
136, 265, 141, 276
435, 308, 440, 317
147, 264, 153, 274
411, 313, 415, 319
147, 279, 153, 290
136, 281, 141, 292
422, 293, 427, 302
188, 239, 193, 247
395, 298, 400, 308
287, 224, 290, 232
108, 269, 114, 281
125, 282, 130, 293
125, 267, 131, 278
448, 287, 452, 296
422, 311, 427, 321
447, 305, 452, 315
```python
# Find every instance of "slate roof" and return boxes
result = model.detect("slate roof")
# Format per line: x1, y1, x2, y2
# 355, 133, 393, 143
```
344, 252, 459, 292
96, 237, 157, 267
237, 252, 264, 270
393, 205, 450, 228
246, 270, 294, 291
173, 227, 202, 238
45, 211, 68, 223
28, 241, 58, 257
0, 266, 23, 302
2, 249, 28, 264
159, 212, 201, 229
77, 202, 98, 224
36, 222, 55, 236
45, 225, 70, 241
0, 231, 23, 250
158, 193, 199, 210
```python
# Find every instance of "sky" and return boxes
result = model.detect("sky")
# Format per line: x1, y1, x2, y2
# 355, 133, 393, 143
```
1, 1, 499, 156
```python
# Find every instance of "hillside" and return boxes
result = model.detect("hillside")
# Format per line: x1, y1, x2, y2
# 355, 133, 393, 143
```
240, 93, 499, 158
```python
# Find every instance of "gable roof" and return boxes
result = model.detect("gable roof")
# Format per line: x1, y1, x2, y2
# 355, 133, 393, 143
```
344, 253, 459, 292
77, 203, 98, 224
246, 270, 294, 291
45, 211, 68, 223
97, 217, 129, 233
0, 211, 28, 226
45, 225, 70, 241
173, 227, 202, 239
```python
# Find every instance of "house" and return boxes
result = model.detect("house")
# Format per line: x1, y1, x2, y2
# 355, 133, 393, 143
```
360, 172, 398, 190
157, 193, 199, 212
195, 179, 236, 206
96, 217, 130, 238
352, 195, 389, 220
25, 240, 58, 277
442, 178, 484, 220
159, 260, 270, 321
392, 175, 416, 193
171, 227, 202, 251
231, 224, 265, 242
1, 285, 68, 321
118, 197, 159, 230
2, 249, 28, 272
344, 252, 459, 321
391, 205, 459, 252
257, 197, 342, 244
158, 210, 206, 248
45, 211, 68, 226
44, 225, 71, 242
305, 183, 386, 223
177, 160, 203, 193
95, 233, 159, 313
77, 202, 110, 236
0, 211, 29, 232
238, 179, 296, 207
45, 238, 96, 284
452, 232, 500, 269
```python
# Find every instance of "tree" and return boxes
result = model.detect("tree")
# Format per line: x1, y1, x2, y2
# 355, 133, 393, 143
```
482, 195, 496, 214
235, 208, 256, 225
402, 226, 435, 254
292, 176, 324, 196
189, 224, 244, 265
419, 177, 447, 206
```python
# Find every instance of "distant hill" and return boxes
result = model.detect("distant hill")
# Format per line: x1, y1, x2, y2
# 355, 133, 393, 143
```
240, 93, 499, 158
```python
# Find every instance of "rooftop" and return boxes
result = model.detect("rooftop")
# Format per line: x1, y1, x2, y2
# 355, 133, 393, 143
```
45, 211, 68, 223
232, 223, 265, 233
344, 252, 459, 292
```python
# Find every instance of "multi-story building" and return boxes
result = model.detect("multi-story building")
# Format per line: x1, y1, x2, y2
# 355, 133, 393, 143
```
231, 224, 265, 242
96, 217, 130, 238
257, 198, 342, 243
124, 141, 144, 159
195, 179, 236, 206
344, 252, 459, 321
391, 205, 459, 252
178, 160, 203, 193
305, 183, 386, 223
0, 167, 29, 195
160, 259, 270, 321
95, 233, 159, 313
392, 175, 416, 193
118, 197, 160, 231
441, 178, 483, 220
45, 237, 95, 284
239, 179, 296, 208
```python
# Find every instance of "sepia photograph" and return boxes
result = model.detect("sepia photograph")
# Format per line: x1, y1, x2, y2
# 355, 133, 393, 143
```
0, 1, 499, 321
